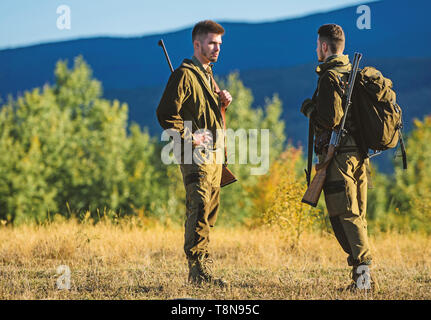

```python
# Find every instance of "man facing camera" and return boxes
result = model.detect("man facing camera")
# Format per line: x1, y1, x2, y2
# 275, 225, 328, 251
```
157, 20, 232, 287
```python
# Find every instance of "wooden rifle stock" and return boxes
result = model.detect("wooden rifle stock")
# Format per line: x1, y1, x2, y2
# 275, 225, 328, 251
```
301, 144, 335, 207
158, 39, 237, 188
220, 164, 237, 187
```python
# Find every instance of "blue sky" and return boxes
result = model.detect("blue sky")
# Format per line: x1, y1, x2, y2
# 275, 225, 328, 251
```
0, 0, 377, 49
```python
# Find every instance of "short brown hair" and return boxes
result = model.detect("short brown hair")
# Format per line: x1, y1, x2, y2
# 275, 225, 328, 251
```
318, 24, 345, 53
192, 20, 225, 42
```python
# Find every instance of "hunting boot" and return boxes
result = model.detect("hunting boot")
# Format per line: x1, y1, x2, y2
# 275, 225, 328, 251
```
345, 264, 380, 292
187, 254, 228, 287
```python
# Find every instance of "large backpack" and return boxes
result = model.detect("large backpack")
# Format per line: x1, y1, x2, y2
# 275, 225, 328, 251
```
347, 66, 407, 169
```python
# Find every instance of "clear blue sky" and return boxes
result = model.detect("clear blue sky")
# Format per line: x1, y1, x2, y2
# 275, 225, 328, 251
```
0, 0, 377, 49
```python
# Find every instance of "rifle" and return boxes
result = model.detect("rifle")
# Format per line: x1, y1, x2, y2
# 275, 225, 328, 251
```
302, 52, 362, 207
305, 115, 314, 187
158, 39, 237, 188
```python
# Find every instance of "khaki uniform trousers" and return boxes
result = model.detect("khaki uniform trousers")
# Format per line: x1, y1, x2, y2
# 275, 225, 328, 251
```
319, 136, 373, 267
180, 149, 222, 259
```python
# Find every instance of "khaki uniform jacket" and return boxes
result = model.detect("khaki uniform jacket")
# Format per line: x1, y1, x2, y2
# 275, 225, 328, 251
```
156, 58, 224, 152
311, 55, 359, 153
312, 54, 352, 131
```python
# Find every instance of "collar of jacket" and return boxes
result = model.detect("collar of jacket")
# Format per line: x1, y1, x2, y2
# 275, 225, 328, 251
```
180, 58, 219, 106
315, 54, 351, 76
180, 59, 222, 118
191, 56, 214, 77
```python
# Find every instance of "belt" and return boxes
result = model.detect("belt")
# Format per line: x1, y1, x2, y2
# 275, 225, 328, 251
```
337, 146, 360, 153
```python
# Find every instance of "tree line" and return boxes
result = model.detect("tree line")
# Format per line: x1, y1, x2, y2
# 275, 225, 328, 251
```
0, 56, 429, 234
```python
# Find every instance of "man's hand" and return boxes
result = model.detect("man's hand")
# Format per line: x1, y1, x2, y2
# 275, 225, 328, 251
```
192, 130, 213, 148
301, 98, 315, 119
219, 90, 232, 108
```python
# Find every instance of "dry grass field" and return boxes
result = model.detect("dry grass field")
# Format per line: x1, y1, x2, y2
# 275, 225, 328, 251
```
0, 218, 430, 300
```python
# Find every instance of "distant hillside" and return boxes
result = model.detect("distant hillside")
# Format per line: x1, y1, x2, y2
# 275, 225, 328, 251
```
1, 0, 431, 171
1, 0, 430, 94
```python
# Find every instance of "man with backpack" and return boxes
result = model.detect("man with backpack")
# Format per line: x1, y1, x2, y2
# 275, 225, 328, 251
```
300, 24, 379, 291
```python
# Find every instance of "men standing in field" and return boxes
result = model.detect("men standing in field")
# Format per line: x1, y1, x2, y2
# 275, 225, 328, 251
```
300, 24, 379, 291
156, 20, 232, 287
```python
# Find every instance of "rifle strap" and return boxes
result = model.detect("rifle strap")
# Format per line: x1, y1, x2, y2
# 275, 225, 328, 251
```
304, 88, 320, 186
306, 120, 314, 187
209, 74, 229, 165
209, 74, 226, 130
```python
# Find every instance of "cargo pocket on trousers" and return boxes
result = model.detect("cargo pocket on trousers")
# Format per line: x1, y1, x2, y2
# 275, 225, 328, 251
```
184, 171, 209, 216
185, 172, 202, 186
323, 180, 351, 217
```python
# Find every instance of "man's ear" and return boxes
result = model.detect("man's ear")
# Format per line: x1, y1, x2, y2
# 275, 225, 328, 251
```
193, 39, 200, 51
321, 41, 328, 54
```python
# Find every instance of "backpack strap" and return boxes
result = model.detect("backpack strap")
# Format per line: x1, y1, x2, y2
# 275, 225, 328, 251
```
328, 68, 351, 100
398, 128, 408, 170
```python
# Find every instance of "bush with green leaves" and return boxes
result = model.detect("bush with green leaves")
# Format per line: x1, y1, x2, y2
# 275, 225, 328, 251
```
385, 116, 431, 232
0, 57, 286, 226
217, 73, 286, 225
0, 57, 159, 224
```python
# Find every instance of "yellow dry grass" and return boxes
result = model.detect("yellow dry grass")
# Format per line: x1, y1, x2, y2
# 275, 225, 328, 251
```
0, 219, 430, 300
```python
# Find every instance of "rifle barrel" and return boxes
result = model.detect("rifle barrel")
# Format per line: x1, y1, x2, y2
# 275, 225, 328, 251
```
336, 52, 362, 146
158, 39, 174, 73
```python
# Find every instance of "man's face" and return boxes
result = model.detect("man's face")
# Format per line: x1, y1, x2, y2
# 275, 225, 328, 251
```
195, 33, 222, 63
316, 37, 325, 62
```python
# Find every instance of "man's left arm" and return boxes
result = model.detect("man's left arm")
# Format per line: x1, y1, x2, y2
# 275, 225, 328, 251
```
313, 72, 344, 130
